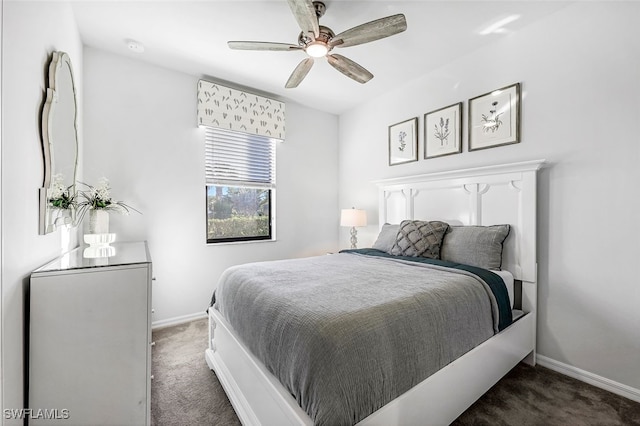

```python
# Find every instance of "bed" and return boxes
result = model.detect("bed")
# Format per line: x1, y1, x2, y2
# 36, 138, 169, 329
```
206, 160, 545, 425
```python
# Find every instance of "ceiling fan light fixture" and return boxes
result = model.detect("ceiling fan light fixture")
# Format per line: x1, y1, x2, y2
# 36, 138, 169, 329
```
306, 41, 329, 58
227, 1, 407, 87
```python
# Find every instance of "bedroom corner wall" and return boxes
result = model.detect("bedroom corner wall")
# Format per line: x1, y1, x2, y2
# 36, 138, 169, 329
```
82, 47, 339, 327
1, 1, 83, 422
338, 3, 640, 399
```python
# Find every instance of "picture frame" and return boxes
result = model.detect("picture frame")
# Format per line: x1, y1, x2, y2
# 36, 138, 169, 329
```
468, 83, 521, 151
424, 102, 462, 159
388, 117, 418, 166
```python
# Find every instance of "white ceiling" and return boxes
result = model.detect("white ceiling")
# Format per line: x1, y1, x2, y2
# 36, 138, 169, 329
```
71, 1, 570, 115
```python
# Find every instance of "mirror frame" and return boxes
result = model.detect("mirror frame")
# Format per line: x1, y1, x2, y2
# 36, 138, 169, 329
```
39, 51, 79, 234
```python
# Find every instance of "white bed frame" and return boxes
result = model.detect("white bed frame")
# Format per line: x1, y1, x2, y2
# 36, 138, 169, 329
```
206, 160, 545, 425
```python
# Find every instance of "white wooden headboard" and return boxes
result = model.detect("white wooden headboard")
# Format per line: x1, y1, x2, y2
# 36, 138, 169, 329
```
373, 160, 545, 285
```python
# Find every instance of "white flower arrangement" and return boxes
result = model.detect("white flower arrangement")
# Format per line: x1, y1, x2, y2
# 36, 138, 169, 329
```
48, 174, 75, 209
76, 177, 140, 222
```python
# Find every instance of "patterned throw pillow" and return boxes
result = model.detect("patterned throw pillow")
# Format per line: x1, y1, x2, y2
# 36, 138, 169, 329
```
390, 220, 450, 258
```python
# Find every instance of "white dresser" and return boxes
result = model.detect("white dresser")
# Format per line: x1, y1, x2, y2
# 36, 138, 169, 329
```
29, 241, 152, 425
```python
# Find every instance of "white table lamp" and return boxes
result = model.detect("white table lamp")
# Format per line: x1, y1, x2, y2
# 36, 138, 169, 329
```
340, 207, 367, 249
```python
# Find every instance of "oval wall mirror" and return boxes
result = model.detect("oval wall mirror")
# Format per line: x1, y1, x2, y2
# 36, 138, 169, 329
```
39, 51, 79, 234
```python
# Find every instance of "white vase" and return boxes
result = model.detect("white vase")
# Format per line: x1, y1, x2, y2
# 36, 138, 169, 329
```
88, 209, 109, 234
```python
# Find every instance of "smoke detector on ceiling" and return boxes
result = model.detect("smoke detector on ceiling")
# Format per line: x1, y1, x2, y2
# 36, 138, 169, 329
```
126, 39, 145, 53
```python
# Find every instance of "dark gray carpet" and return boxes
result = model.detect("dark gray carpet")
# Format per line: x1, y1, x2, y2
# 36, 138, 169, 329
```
452, 364, 640, 426
151, 319, 240, 426
152, 319, 640, 425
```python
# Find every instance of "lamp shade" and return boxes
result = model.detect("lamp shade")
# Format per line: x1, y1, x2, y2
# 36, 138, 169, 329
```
340, 208, 367, 227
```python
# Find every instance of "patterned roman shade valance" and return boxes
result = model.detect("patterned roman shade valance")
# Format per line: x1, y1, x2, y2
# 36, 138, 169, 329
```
197, 80, 285, 140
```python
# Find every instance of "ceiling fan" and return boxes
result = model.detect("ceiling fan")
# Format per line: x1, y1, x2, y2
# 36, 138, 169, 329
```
228, 0, 407, 88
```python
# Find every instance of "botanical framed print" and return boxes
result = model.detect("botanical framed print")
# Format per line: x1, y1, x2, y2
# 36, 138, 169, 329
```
468, 83, 521, 151
424, 102, 462, 159
388, 117, 418, 166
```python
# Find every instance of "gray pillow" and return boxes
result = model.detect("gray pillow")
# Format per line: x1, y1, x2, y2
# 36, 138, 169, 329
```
390, 220, 449, 259
372, 223, 400, 253
440, 225, 510, 270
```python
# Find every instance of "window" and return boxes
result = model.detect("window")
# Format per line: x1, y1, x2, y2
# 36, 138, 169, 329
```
205, 127, 276, 243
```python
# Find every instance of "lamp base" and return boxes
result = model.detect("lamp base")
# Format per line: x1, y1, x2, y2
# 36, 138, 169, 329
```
350, 227, 358, 249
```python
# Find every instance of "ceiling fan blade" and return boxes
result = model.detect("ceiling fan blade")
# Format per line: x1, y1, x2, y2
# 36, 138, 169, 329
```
287, 0, 319, 38
228, 41, 302, 51
329, 14, 407, 48
285, 58, 314, 88
326, 54, 373, 84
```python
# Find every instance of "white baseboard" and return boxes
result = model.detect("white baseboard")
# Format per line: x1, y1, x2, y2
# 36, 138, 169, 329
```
537, 355, 640, 403
152, 311, 208, 330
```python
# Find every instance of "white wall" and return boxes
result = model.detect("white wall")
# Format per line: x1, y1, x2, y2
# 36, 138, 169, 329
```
1, 1, 83, 419
83, 48, 339, 325
338, 3, 640, 395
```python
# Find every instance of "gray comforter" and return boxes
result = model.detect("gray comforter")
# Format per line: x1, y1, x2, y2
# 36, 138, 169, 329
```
213, 252, 502, 426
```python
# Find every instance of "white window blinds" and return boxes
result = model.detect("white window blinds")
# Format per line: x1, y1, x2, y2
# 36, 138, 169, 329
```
204, 127, 276, 188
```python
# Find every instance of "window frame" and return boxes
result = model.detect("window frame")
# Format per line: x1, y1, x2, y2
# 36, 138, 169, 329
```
205, 185, 275, 245
204, 127, 277, 245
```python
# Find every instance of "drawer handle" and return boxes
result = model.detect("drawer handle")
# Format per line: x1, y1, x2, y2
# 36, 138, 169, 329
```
151, 341, 156, 347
